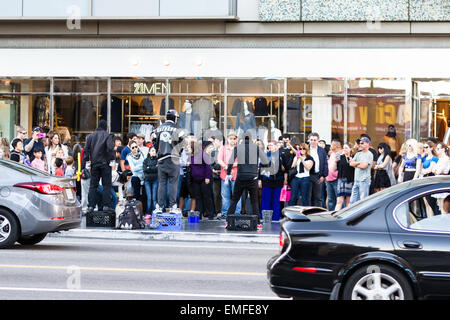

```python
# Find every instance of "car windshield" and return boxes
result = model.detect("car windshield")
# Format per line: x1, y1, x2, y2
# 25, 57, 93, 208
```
332, 182, 413, 219
0, 159, 51, 177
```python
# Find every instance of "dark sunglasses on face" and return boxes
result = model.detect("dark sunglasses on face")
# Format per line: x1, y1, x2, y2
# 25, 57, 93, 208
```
131, 146, 138, 150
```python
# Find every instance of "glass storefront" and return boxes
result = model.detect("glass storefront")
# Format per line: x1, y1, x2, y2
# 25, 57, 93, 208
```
3, 77, 448, 150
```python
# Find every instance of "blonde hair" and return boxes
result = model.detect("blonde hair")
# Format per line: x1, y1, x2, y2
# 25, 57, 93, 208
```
404, 139, 419, 155
398, 142, 408, 156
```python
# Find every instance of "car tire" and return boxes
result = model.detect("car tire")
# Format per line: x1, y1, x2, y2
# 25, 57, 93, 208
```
342, 264, 413, 300
0, 209, 20, 249
18, 233, 47, 246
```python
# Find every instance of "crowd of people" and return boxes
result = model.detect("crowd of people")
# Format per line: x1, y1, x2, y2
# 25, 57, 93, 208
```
1, 112, 449, 224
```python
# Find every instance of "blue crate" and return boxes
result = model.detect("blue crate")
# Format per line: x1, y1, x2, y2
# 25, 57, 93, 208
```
152, 212, 182, 231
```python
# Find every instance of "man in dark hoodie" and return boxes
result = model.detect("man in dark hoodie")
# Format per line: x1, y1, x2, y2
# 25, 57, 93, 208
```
226, 132, 270, 222
82, 119, 115, 212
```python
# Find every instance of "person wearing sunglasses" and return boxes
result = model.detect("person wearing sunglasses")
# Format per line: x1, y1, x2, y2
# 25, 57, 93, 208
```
420, 141, 439, 177
288, 143, 314, 207
126, 141, 146, 204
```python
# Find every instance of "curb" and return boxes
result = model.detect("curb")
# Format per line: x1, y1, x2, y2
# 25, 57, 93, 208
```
48, 228, 279, 244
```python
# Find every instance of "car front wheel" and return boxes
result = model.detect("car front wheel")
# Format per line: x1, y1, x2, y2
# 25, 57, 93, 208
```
0, 209, 20, 249
18, 233, 47, 246
342, 264, 413, 300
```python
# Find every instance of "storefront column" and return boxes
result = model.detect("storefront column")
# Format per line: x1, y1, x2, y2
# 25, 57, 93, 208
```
343, 78, 348, 143
50, 77, 54, 131
107, 77, 111, 132
312, 81, 332, 143
283, 77, 287, 134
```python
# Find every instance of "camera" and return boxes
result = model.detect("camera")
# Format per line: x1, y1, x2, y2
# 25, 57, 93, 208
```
37, 132, 46, 139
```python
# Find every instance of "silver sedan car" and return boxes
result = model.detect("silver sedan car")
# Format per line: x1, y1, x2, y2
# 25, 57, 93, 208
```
0, 159, 81, 248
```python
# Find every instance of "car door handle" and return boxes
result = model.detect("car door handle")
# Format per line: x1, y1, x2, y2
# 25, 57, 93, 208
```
401, 241, 422, 249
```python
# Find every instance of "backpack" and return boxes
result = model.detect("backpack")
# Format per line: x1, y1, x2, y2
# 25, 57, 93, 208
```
117, 200, 144, 230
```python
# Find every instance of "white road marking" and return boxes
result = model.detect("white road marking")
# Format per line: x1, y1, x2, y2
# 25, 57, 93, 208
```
0, 286, 284, 300
41, 239, 279, 251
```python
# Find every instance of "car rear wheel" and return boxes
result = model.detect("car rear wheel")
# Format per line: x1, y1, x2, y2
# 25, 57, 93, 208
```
342, 264, 413, 300
0, 209, 20, 249
18, 233, 47, 246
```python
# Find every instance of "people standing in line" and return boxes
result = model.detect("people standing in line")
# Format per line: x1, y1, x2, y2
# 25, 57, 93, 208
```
288, 143, 314, 207
178, 139, 196, 215
420, 141, 439, 177
143, 147, 159, 215
208, 137, 223, 215
397, 139, 422, 183
335, 142, 355, 211
191, 141, 215, 220
120, 132, 138, 172
433, 143, 450, 176
393, 142, 407, 180
325, 140, 341, 211
45, 132, 68, 175
152, 109, 186, 214
217, 131, 241, 219
31, 148, 46, 172
126, 140, 146, 203
349, 137, 374, 204
279, 134, 296, 185
259, 140, 287, 221
226, 132, 270, 223
11, 126, 27, 152
136, 133, 149, 158
10, 138, 24, 163
64, 156, 75, 178
373, 143, 394, 192
82, 119, 115, 213
24, 126, 46, 162
384, 125, 400, 159
307, 132, 329, 208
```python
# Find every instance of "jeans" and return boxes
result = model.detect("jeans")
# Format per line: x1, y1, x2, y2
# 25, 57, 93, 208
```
326, 179, 338, 211
221, 179, 241, 216
227, 178, 260, 222
350, 180, 371, 204
88, 163, 112, 209
309, 173, 324, 208
144, 180, 158, 214
261, 186, 282, 221
289, 177, 310, 206
97, 185, 118, 210
157, 158, 180, 208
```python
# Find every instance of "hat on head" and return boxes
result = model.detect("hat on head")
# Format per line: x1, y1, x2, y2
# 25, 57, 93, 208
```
137, 133, 146, 139
166, 109, 178, 118
32, 126, 41, 132
360, 137, 371, 144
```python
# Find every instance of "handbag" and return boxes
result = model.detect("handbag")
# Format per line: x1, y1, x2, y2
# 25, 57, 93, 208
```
280, 185, 291, 202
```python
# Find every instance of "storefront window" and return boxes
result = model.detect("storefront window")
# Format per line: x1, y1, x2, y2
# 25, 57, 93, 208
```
54, 78, 107, 93
0, 79, 50, 93
287, 79, 345, 145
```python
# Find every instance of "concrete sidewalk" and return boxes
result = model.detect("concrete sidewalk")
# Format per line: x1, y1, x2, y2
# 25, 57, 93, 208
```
48, 217, 281, 244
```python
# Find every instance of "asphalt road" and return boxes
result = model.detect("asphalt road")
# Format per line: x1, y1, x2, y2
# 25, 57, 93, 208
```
0, 238, 283, 300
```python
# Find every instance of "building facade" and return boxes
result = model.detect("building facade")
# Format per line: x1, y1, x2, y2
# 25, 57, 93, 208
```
0, 0, 449, 149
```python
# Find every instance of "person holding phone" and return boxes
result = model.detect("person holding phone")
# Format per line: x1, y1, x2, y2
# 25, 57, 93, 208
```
24, 126, 46, 162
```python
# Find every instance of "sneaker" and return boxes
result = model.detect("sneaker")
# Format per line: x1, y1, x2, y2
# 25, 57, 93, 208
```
153, 204, 163, 214
170, 205, 181, 214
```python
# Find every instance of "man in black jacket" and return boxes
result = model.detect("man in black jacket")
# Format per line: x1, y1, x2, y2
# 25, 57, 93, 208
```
225, 132, 270, 221
82, 119, 115, 212
152, 109, 186, 213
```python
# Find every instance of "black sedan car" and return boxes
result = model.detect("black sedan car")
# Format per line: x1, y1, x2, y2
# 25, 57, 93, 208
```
267, 176, 450, 300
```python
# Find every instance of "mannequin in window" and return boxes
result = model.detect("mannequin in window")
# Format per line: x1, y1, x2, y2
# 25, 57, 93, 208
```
264, 119, 282, 147
204, 117, 223, 143
235, 101, 256, 137
179, 99, 201, 137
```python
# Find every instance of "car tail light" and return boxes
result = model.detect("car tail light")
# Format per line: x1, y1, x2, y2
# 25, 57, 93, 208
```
279, 230, 289, 253
14, 182, 64, 195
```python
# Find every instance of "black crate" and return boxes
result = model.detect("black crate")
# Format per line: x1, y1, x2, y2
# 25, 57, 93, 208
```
226, 214, 258, 231
86, 210, 116, 228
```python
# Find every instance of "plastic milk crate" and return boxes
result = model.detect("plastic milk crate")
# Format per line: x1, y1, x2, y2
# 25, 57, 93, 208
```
152, 212, 182, 231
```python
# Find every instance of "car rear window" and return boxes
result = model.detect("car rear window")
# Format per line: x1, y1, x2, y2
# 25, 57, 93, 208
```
0, 159, 51, 177
334, 182, 413, 219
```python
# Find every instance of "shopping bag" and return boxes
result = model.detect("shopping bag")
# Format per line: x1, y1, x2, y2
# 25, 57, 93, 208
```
280, 185, 291, 202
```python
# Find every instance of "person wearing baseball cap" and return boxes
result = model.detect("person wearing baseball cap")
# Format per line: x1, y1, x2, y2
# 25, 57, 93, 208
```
349, 136, 374, 204
24, 126, 45, 162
